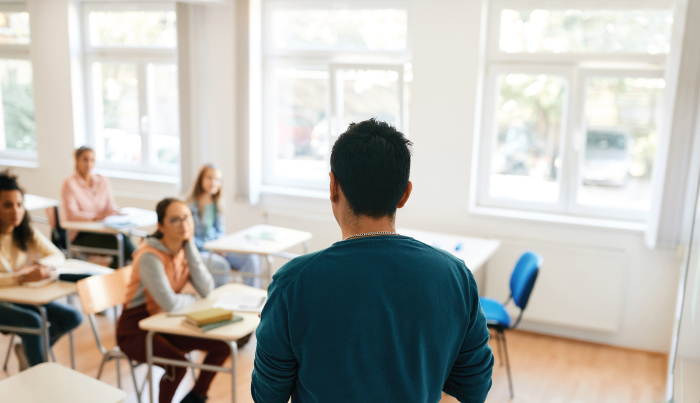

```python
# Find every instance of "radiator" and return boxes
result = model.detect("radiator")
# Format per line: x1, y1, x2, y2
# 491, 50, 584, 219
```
485, 240, 626, 333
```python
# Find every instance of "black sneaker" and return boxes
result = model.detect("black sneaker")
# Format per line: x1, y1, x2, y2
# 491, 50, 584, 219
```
181, 391, 208, 403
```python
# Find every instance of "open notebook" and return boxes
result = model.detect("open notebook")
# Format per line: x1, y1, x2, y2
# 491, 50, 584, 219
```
212, 292, 267, 313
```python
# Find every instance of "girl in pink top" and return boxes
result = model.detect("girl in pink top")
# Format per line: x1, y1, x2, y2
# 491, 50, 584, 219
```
60, 146, 135, 268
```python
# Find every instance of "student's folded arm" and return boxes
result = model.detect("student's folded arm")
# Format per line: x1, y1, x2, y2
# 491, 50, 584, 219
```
0, 272, 20, 286
139, 253, 196, 312
443, 271, 495, 403
184, 240, 215, 297
61, 184, 99, 222
251, 282, 298, 403
34, 230, 66, 267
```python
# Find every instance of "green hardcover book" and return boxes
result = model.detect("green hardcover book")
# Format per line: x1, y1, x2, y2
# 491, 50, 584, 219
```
182, 316, 243, 333
184, 308, 233, 326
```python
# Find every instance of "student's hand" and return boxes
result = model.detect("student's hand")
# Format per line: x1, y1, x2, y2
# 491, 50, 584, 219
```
19, 265, 53, 283
95, 211, 110, 220
16, 263, 43, 276
97, 210, 121, 220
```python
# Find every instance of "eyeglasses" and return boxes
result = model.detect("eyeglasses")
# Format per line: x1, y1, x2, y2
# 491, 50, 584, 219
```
168, 215, 191, 227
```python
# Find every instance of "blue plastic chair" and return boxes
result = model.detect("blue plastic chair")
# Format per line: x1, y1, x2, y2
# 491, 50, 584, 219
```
479, 251, 542, 399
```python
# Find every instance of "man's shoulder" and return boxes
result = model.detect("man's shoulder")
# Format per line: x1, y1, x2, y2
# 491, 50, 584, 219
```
270, 248, 331, 287
271, 237, 471, 287
396, 236, 470, 271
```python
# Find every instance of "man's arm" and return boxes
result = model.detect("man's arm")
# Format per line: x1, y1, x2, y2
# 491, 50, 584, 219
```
251, 280, 298, 402
443, 270, 494, 403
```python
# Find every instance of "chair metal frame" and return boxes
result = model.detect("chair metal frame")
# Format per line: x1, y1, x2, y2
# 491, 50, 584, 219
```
77, 267, 149, 403
487, 294, 521, 399
77, 266, 198, 403
88, 306, 149, 403
485, 252, 541, 399
3, 332, 58, 371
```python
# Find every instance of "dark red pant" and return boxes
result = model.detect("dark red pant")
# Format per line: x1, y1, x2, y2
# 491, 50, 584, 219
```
117, 305, 230, 403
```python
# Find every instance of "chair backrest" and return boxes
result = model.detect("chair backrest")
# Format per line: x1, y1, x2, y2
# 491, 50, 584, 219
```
509, 251, 542, 310
47, 206, 67, 250
76, 266, 132, 315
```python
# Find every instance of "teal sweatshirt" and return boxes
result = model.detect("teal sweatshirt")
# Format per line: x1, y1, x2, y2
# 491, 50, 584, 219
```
251, 235, 494, 403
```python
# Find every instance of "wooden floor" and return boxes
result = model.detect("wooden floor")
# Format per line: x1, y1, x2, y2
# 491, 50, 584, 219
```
0, 310, 667, 403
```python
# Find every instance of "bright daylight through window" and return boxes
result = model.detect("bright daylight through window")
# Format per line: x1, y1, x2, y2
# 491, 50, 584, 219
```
0, 9, 35, 159
262, 2, 411, 190
83, 5, 179, 175
477, 4, 673, 222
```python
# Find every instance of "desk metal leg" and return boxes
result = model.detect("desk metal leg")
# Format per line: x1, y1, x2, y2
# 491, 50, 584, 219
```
146, 331, 240, 403
147, 331, 155, 403
116, 233, 125, 268
302, 240, 309, 254
67, 295, 75, 369
66, 233, 74, 259
266, 255, 274, 287
228, 341, 238, 403
38, 306, 50, 363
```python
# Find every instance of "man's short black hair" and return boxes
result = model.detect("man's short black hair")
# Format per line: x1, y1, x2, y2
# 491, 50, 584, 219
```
330, 118, 412, 219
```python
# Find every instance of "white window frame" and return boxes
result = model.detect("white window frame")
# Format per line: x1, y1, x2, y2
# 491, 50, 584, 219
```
0, 3, 36, 163
81, 2, 179, 177
475, 0, 673, 223
260, 0, 413, 192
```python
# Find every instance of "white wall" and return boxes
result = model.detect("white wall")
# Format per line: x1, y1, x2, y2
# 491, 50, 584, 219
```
4, 0, 681, 352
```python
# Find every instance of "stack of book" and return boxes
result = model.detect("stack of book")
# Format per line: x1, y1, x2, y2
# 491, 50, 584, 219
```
182, 308, 242, 333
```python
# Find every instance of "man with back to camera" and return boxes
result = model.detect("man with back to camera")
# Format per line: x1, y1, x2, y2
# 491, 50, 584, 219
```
251, 119, 494, 403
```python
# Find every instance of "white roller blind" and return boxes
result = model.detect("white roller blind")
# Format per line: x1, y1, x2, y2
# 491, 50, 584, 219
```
645, 0, 700, 249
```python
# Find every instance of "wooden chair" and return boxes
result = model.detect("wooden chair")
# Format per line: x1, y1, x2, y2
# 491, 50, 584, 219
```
76, 266, 148, 403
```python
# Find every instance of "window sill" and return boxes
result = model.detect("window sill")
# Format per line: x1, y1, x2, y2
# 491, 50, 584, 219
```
470, 205, 646, 232
260, 185, 329, 199
0, 157, 39, 169
95, 168, 180, 185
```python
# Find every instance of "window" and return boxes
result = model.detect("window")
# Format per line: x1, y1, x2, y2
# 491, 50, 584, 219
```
82, 3, 179, 175
0, 6, 35, 160
261, 1, 412, 190
476, 1, 674, 222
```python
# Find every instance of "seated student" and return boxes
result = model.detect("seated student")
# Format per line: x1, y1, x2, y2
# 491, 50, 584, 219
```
60, 146, 135, 268
117, 198, 228, 403
0, 171, 82, 371
188, 164, 261, 288
252, 119, 494, 403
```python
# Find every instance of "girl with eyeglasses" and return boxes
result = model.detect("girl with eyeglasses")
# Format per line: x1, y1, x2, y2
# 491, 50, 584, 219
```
116, 198, 226, 403
187, 164, 261, 287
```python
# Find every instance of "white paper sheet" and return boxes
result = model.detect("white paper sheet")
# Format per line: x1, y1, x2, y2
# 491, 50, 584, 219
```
212, 292, 267, 313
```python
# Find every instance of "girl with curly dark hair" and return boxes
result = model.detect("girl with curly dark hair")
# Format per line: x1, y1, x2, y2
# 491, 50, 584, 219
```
0, 170, 82, 370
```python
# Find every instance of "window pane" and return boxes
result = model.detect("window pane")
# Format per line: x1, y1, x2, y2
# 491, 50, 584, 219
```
0, 60, 34, 152
272, 9, 407, 51
89, 11, 176, 48
93, 62, 141, 164
490, 74, 566, 203
338, 68, 400, 130
272, 67, 328, 181
578, 77, 664, 211
0, 12, 29, 44
500, 9, 673, 54
147, 63, 179, 168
